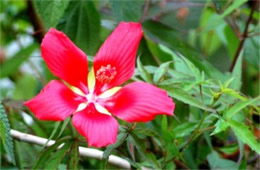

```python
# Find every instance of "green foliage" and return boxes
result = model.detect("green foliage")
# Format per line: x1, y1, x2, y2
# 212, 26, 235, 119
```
58, 0, 101, 55
228, 120, 260, 155
103, 131, 128, 160
68, 140, 79, 169
153, 61, 172, 84
33, 0, 69, 29
207, 151, 238, 169
32, 137, 72, 169
0, 104, 15, 165
1, 0, 259, 169
137, 57, 153, 84
164, 87, 214, 112
0, 44, 38, 78
110, 0, 144, 22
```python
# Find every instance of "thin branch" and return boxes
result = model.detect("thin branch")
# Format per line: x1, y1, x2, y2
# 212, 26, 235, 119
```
26, 0, 46, 43
248, 32, 260, 38
10, 129, 131, 169
140, 0, 151, 23
229, 1, 257, 72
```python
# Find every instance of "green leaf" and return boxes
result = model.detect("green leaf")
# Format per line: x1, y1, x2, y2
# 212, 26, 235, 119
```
230, 50, 243, 90
143, 20, 227, 81
162, 87, 215, 112
13, 75, 37, 100
218, 144, 239, 155
211, 118, 229, 135
153, 61, 172, 84
223, 25, 240, 58
0, 104, 15, 165
204, 0, 247, 31
44, 140, 73, 169
110, 0, 144, 22
33, 136, 72, 169
103, 132, 128, 160
34, 0, 69, 29
207, 151, 238, 170
41, 122, 61, 150
137, 57, 153, 84
59, 0, 101, 55
220, 0, 247, 19
224, 96, 260, 119
178, 53, 202, 82
68, 140, 79, 170
228, 119, 260, 154
161, 115, 168, 132
173, 122, 197, 138
133, 127, 159, 137
0, 44, 38, 78
145, 38, 172, 63
200, 7, 222, 55
57, 117, 71, 138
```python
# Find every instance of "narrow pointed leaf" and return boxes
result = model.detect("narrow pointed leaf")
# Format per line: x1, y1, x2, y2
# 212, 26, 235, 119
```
224, 96, 260, 119
163, 87, 215, 112
137, 57, 153, 84
228, 120, 260, 154
153, 61, 172, 84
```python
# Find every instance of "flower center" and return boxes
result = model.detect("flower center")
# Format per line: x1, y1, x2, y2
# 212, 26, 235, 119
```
96, 64, 117, 84
86, 93, 96, 103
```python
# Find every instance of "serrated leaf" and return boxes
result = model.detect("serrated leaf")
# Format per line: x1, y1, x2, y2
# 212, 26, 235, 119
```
224, 96, 260, 119
228, 119, 260, 154
153, 61, 172, 84
0, 104, 15, 165
0, 44, 38, 78
59, 0, 100, 55
133, 127, 159, 137
103, 132, 128, 160
34, 0, 69, 29
44, 140, 73, 169
162, 87, 215, 112
143, 20, 227, 82
211, 118, 229, 135
137, 57, 153, 84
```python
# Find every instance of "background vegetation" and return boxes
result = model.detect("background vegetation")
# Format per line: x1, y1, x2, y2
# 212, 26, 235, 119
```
0, 0, 259, 169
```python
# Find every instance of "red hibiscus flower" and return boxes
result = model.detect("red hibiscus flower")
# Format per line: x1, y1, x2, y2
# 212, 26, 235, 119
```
24, 22, 175, 148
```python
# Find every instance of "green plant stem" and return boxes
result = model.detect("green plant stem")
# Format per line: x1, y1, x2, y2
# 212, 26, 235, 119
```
180, 94, 221, 152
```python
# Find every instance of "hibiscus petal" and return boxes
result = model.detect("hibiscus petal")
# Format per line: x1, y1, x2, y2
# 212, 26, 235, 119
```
24, 80, 83, 121
94, 22, 143, 93
41, 28, 88, 89
72, 104, 118, 148
102, 82, 175, 122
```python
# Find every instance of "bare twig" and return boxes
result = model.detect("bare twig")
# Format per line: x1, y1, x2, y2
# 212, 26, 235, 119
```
140, 0, 151, 22
10, 129, 131, 169
229, 1, 258, 72
26, 0, 46, 43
